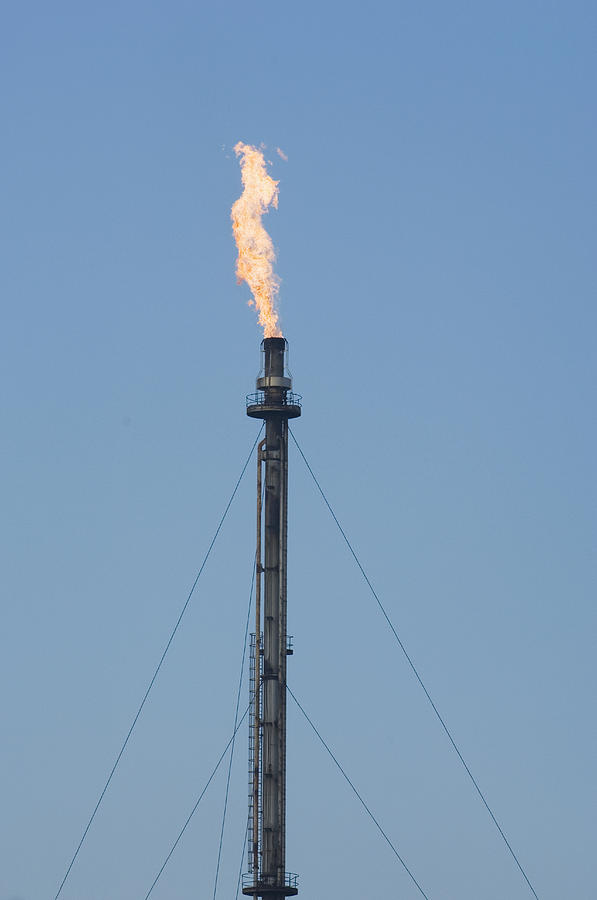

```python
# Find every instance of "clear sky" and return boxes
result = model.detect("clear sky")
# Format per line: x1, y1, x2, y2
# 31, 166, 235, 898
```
1, 2, 595, 899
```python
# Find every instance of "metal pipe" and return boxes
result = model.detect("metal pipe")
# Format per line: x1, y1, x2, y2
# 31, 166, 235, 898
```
253, 438, 266, 879
262, 411, 283, 888
244, 338, 300, 900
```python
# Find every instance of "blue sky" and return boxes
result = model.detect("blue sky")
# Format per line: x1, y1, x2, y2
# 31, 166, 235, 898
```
1, 2, 595, 899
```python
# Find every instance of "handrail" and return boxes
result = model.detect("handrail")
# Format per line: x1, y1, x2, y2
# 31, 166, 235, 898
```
246, 391, 302, 409
242, 872, 299, 889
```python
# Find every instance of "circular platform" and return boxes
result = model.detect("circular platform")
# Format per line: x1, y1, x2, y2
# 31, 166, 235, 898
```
241, 873, 299, 897
241, 884, 298, 897
246, 403, 302, 419
246, 391, 302, 420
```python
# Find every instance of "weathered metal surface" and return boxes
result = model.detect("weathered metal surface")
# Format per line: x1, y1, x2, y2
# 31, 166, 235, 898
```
243, 338, 299, 900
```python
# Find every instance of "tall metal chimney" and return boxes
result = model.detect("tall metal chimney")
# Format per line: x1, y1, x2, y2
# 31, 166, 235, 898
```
243, 338, 301, 900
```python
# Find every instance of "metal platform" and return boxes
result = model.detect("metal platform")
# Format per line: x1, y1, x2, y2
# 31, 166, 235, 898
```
246, 391, 302, 419
241, 872, 299, 897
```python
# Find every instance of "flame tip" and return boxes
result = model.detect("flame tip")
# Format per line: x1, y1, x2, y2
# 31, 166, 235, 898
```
231, 141, 281, 338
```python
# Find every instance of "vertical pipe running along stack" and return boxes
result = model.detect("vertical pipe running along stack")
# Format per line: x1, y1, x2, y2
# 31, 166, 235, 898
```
244, 338, 301, 900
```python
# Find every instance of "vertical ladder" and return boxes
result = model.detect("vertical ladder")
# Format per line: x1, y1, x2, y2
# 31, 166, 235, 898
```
247, 632, 256, 872
247, 632, 262, 874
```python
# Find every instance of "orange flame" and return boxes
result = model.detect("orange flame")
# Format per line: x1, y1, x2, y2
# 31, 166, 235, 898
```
231, 142, 282, 337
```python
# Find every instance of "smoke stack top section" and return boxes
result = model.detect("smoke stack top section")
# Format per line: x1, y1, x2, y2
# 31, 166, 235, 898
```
247, 338, 301, 420
257, 337, 291, 390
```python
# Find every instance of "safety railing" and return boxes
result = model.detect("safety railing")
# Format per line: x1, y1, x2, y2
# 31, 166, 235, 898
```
246, 391, 302, 409
242, 872, 299, 890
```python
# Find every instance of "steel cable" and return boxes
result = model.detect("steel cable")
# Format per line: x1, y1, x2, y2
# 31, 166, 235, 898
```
212, 557, 256, 900
52, 426, 264, 900
289, 427, 540, 900
143, 707, 250, 900
234, 832, 246, 900
287, 685, 431, 900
